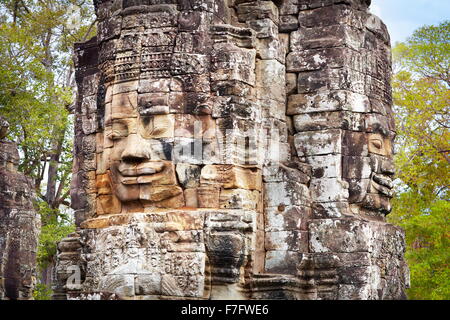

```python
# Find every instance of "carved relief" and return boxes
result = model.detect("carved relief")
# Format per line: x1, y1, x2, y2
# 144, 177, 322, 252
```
0, 117, 40, 300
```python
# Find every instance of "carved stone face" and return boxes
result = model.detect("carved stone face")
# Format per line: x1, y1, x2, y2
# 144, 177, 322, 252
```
344, 121, 395, 215
92, 2, 271, 213
364, 130, 395, 214
104, 84, 181, 204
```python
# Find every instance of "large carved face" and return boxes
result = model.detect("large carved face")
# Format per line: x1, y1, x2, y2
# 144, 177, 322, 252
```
104, 83, 181, 204
363, 127, 395, 214
93, 2, 270, 216
344, 119, 395, 216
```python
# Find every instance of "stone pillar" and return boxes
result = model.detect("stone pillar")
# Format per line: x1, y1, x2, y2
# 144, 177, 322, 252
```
285, 0, 409, 299
0, 117, 41, 300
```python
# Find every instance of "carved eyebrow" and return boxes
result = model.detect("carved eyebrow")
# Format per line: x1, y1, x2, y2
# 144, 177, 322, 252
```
371, 123, 390, 137
111, 119, 128, 125
105, 117, 128, 127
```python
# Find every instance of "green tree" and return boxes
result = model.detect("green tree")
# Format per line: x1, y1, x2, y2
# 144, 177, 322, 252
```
390, 20, 450, 300
0, 0, 96, 298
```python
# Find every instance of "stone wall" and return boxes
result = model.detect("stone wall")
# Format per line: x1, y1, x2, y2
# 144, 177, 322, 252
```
0, 117, 41, 300
53, 0, 409, 300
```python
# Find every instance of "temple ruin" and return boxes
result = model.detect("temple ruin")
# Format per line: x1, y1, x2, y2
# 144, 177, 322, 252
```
0, 117, 41, 300
53, 0, 410, 300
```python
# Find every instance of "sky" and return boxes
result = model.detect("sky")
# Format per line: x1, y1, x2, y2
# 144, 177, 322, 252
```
370, 0, 450, 44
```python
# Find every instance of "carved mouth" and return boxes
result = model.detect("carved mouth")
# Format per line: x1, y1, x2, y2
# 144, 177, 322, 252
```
118, 162, 165, 185
371, 173, 394, 198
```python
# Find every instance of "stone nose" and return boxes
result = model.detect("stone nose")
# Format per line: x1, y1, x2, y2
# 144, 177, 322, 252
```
370, 156, 395, 176
121, 133, 151, 163
380, 158, 395, 176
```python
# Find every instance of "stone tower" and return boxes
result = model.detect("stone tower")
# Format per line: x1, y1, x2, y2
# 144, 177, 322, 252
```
54, 0, 409, 300
0, 117, 41, 300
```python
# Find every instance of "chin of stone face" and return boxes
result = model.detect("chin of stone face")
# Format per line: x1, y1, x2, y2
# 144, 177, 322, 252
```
51, 0, 409, 301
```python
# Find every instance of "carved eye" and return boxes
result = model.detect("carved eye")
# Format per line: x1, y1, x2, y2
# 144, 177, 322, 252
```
371, 139, 383, 149
108, 121, 128, 140
139, 116, 155, 139
139, 115, 172, 139
153, 118, 170, 136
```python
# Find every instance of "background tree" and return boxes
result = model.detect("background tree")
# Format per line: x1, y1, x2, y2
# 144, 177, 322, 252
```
390, 20, 449, 300
0, 0, 96, 297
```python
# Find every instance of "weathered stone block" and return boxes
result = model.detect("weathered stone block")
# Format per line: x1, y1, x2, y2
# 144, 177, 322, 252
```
219, 189, 260, 210
287, 47, 352, 72
298, 3, 365, 29
176, 164, 201, 189
294, 129, 342, 157
347, 178, 371, 203
197, 184, 220, 208
201, 165, 262, 190
255, 37, 286, 63
342, 156, 371, 179
265, 206, 312, 232
138, 78, 171, 93
247, 18, 278, 39
97, 15, 122, 43
312, 201, 351, 219
265, 231, 309, 252
111, 92, 138, 119
310, 178, 349, 202
263, 163, 311, 185
265, 251, 301, 275
293, 111, 365, 132
279, 15, 299, 32
287, 91, 370, 115
342, 131, 369, 156
184, 188, 198, 208
264, 181, 310, 208
296, 68, 366, 94
286, 73, 297, 95
279, 0, 299, 15
171, 53, 209, 75
309, 218, 371, 253
307, 154, 342, 179
256, 59, 286, 103
290, 25, 363, 51
178, 10, 210, 32
211, 46, 257, 86
97, 194, 122, 215
236, 1, 279, 23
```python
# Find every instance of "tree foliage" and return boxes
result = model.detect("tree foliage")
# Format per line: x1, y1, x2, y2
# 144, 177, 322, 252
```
390, 21, 450, 300
0, 0, 96, 294
0, 0, 96, 207
36, 201, 76, 271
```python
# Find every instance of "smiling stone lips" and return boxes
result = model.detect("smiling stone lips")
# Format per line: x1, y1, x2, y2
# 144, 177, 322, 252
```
118, 161, 166, 185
